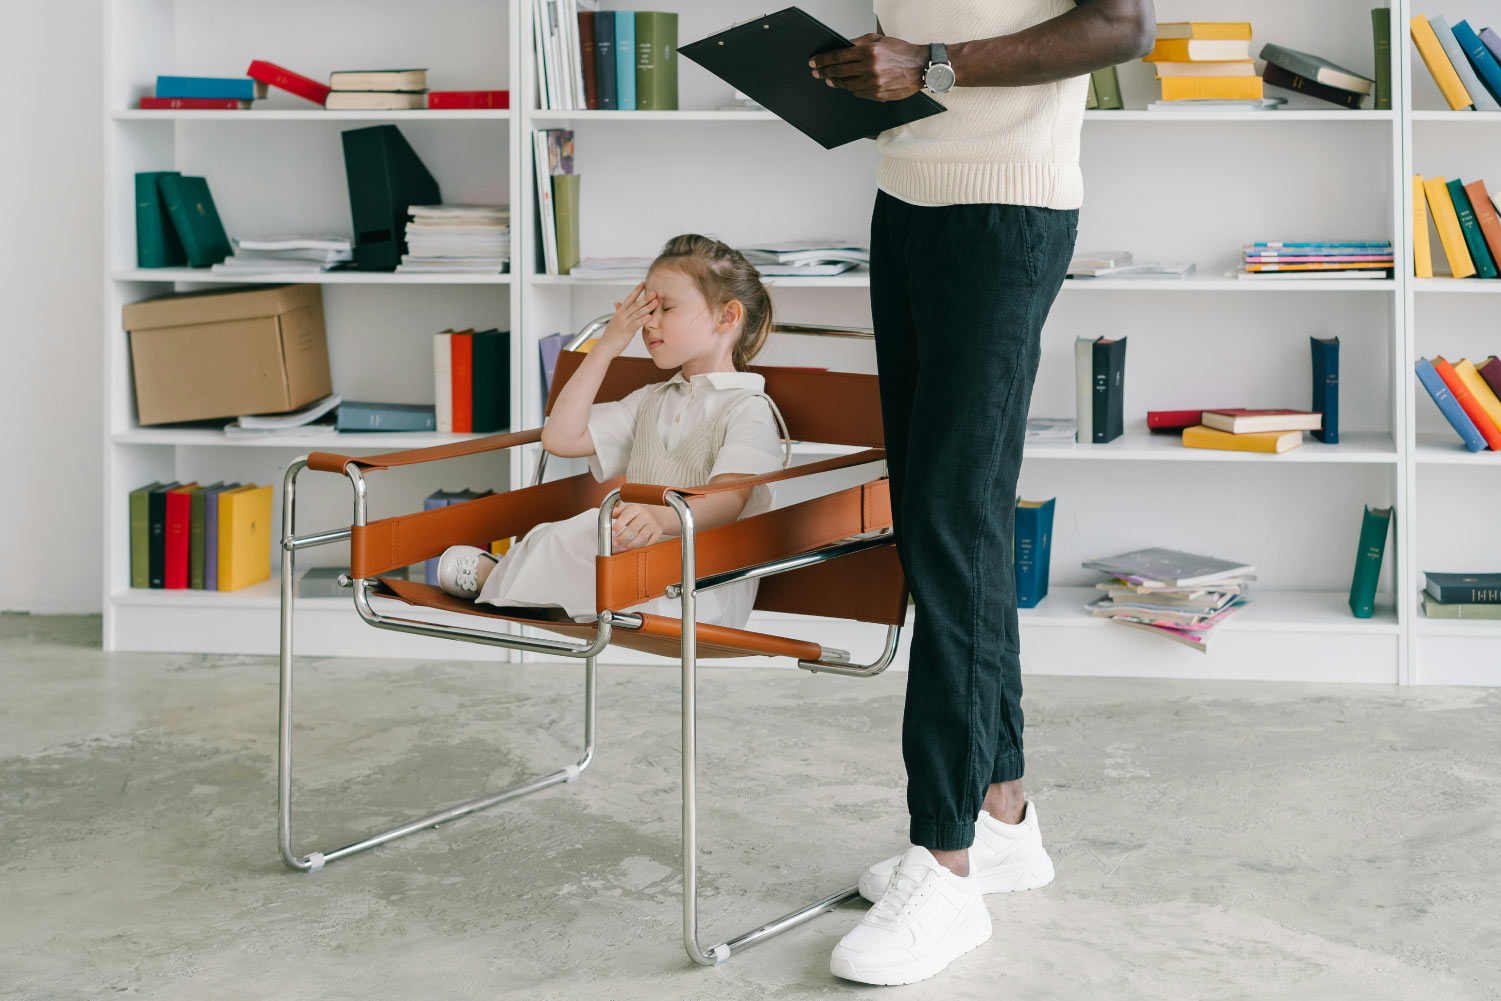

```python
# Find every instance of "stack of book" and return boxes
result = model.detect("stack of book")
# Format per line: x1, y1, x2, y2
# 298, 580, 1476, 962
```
324, 69, 428, 111
1258, 43, 1376, 109
534, 130, 580, 275
535, 4, 678, 111
1422, 572, 1501, 620
395, 206, 510, 274
210, 236, 353, 276
134, 171, 232, 268
128, 481, 273, 591
1414, 356, 1501, 452
1084, 548, 1254, 652
737, 241, 869, 277
1067, 251, 1195, 279
1179, 409, 1321, 454
433, 329, 512, 434
1074, 336, 1126, 444
138, 74, 264, 110
1415, 174, 1501, 280
1143, 21, 1269, 109
1234, 240, 1394, 280
1411, 15, 1501, 111
247, 59, 508, 111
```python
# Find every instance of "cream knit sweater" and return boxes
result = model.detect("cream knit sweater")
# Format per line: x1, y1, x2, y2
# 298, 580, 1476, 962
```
873, 0, 1087, 209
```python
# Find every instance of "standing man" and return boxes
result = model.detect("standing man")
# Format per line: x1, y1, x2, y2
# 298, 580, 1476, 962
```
810, 0, 1154, 986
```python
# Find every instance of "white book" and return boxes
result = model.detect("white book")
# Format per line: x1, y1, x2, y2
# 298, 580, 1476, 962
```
564, 0, 587, 109
533, 131, 559, 275
408, 204, 510, 220
434, 332, 453, 433
532, 0, 553, 110
328, 69, 426, 91
324, 92, 426, 111
546, 0, 570, 111
1070, 262, 1194, 278
235, 235, 352, 252
1074, 337, 1094, 444
235, 393, 342, 429
1146, 98, 1285, 111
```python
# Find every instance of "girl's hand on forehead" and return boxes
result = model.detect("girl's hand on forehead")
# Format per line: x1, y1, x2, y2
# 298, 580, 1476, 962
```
599, 281, 658, 355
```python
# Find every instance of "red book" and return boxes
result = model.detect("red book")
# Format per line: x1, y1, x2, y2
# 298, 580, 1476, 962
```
163, 484, 199, 589
452, 333, 474, 434
1433, 356, 1501, 450
138, 97, 251, 110
426, 90, 511, 110
246, 60, 330, 106
1147, 409, 1207, 431
578, 11, 599, 110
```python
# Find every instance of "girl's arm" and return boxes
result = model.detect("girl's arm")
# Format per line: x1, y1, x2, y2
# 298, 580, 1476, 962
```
609, 477, 755, 550
540, 282, 658, 458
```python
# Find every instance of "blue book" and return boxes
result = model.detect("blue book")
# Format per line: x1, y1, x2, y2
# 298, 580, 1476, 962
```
1310, 336, 1339, 444
1014, 498, 1055, 609
156, 75, 258, 100
615, 10, 636, 111
336, 401, 437, 432
1453, 20, 1501, 103
1446, 179, 1498, 278
1425, 572, 1501, 605
422, 490, 463, 585
1415, 359, 1486, 451
594, 11, 618, 110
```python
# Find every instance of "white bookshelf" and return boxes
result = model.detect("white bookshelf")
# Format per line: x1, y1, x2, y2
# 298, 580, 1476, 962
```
101, 0, 1499, 684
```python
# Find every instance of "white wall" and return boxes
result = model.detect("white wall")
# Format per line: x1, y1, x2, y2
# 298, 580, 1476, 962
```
1, 2, 103, 613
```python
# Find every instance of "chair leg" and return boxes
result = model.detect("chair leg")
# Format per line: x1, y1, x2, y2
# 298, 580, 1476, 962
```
666, 493, 861, 967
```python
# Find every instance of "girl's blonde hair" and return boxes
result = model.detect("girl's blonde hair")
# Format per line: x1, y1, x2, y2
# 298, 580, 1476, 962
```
648, 234, 773, 371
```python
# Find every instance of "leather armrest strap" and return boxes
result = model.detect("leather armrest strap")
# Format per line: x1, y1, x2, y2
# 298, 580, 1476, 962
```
617, 448, 886, 505
308, 427, 544, 475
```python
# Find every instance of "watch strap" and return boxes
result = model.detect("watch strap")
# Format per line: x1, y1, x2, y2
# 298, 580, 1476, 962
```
929, 42, 948, 66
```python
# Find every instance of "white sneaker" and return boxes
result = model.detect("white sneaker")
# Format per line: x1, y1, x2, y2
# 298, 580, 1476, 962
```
858, 800, 1054, 903
830, 846, 992, 986
436, 545, 498, 599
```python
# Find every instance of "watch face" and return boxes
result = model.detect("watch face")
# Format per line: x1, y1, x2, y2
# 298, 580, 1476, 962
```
925, 63, 956, 93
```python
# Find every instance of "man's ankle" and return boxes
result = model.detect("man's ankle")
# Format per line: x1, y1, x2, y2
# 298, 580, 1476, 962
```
982, 781, 1026, 825
930, 848, 970, 877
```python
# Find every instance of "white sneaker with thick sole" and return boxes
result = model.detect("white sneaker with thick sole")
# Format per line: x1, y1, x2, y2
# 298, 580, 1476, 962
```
436, 545, 498, 599
830, 846, 992, 986
858, 800, 1054, 903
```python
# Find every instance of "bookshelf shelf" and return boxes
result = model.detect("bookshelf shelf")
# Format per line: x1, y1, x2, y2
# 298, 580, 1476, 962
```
531, 273, 1398, 293
1025, 431, 1396, 465
1410, 111, 1501, 123
530, 109, 778, 123
1413, 436, 1500, 466
112, 268, 512, 285
1020, 586, 1399, 635
1084, 110, 1396, 123
1413, 278, 1501, 293
111, 109, 512, 122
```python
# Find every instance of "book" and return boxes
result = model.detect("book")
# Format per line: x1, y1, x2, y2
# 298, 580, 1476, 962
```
219, 485, 273, 592
164, 483, 200, 589
636, 11, 678, 110
1420, 177, 1476, 278
246, 60, 330, 105
1261, 64, 1366, 109
1424, 573, 1501, 605
1086, 74, 1099, 109
1183, 425, 1303, 453
1145, 39, 1252, 62
135, 172, 186, 268
1480, 356, 1501, 400
1074, 338, 1094, 443
1024, 417, 1077, 445
615, 8, 636, 111
138, 97, 252, 110
1091, 337, 1126, 444
129, 482, 162, 588
533, 130, 560, 274
539, 331, 568, 397
328, 69, 427, 91
204, 482, 239, 590
552, 172, 582, 275
1349, 504, 1391, 618
679, 8, 946, 149
1414, 358, 1486, 451
594, 11, 618, 110
1259, 43, 1373, 94
1159, 76, 1264, 101
1452, 20, 1501, 104
342, 124, 441, 271
471, 329, 512, 433
1014, 498, 1055, 609
1201, 409, 1323, 434
1147, 409, 1205, 431
324, 92, 426, 110
1452, 359, 1501, 441
1410, 15, 1474, 110
451, 330, 474, 433
1372, 8, 1391, 110
1447, 179, 1498, 278
561, 0, 586, 110
427, 90, 511, 110
1093, 66, 1122, 108
1155, 22, 1251, 40
1414, 175, 1434, 278
1464, 180, 1501, 272
578, 11, 599, 109
189, 481, 224, 589
1421, 592, 1501, 620
1150, 61, 1257, 77
1243, 254, 1392, 264
147, 482, 179, 588
434, 330, 454, 432
156, 75, 259, 100
1311, 336, 1339, 444
1244, 261, 1391, 272
1083, 548, 1255, 588
1434, 356, 1501, 449
336, 401, 438, 432
156, 174, 232, 268
1432, 17, 1500, 111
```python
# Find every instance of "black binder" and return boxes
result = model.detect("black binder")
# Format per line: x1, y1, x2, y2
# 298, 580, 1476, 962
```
341, 125, 441, 272
679, 6, 946, 150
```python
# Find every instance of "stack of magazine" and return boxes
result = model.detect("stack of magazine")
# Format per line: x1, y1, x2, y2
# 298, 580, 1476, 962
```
1083, 547, 1255, 652
209, 236, 353, 275
737, 240, 869, 277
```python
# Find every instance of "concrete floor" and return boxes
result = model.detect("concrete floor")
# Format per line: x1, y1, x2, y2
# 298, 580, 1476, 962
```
2, 614, 1498, 1000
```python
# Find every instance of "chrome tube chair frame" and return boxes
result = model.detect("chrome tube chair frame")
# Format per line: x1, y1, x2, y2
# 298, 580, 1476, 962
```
278, 317, 902, 966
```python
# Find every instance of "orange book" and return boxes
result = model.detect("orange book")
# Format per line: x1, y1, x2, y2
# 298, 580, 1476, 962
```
451, 331, 473, 434
1182, 426, 1303, 454
1159, 76, 1263, 100
1463, 180, 1501, 272
1433, 357, 1501, 450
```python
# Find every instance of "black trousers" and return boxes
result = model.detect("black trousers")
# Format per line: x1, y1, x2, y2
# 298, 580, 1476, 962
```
869, 189, 1077, 851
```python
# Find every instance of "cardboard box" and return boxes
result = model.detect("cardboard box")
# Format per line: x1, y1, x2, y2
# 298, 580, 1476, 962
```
122, 284, 332, 425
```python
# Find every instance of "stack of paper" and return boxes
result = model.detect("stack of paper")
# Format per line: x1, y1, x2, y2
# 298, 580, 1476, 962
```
567, 257, 655, 280
224, 393, 341, 437
1082, 547, 1255, 652
396, 205, 510, 274
210, 236, 352, 275
737, 240, 869, 277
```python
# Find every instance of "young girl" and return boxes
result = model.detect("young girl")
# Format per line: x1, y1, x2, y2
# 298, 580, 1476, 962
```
433, 234, 791, 630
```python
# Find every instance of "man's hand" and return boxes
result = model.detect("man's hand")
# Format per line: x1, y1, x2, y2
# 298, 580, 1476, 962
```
809, 33, 930, 102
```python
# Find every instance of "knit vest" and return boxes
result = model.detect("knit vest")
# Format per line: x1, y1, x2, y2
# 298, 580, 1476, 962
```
873, 0, 1086, 209
625, 384, 790, 487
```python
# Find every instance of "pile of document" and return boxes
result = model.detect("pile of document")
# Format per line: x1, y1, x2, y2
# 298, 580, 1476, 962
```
737, 240, 869, 276
1067, 251, 1195, 279
566, 257, 654, 280
224, 394, 341, 437
209, 236, 353, 275
396, 205, 511, 274
1083, 547, 1254, 652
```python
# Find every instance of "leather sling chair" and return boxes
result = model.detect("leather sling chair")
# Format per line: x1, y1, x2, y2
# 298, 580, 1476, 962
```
276, 317, 909, 966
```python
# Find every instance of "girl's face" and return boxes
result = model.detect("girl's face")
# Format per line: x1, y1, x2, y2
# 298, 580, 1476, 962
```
641, 266, 741, 371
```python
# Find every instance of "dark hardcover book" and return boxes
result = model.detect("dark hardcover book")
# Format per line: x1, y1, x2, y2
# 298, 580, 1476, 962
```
129, 481, 163, 588
1311, 335, 1339, 443
147, 481, 180, 589
471, 329, 513, 433
578, 10, 599, 109
135, 172, 186, 267
1479, 357, 1501, 400
1261, 63, 1366, 109
1348, 504, 1391, 618
1014, 498, 1056, 609
1424, 572, 1501, 605
1091, 66, 1123, 109
1453, 20, 1501, 104
594, 11, 618, 109
636, 11, 679, 110
336, 401, 438, 432
1446, 179, 1499, 279
189, 481, 223, 589
1371, 8, 1392, 110
155, 75, 259, 100
678, 6, 945, 149
1091, 337, 1126, 444
341, 124, 441, 271
156, 174, 232, 267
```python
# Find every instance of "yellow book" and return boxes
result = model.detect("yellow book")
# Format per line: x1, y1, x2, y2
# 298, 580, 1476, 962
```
1145, 38, 1253, 63
1155, 22, 1252, 41
1454, 360, 1501, 439
1410, 15, 1474, 110
219, 484, 273, 591
1183, 426, 1303, 454
490, 538, 513, 557
1159, 76, 1264, 101
1422, 176, 1477, 278
1413, 175, 1434, 279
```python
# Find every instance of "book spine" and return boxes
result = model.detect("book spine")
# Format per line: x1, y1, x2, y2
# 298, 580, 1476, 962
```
426, 90, 511, 109
204, 487, 222, 590
148, 489, 168, 588
1434, 356, 1501, 448
1074, 338, 1094, 443
433, 332, 453, 432
138, 97, 251, 110
452, 332, 474, 434
472, 331, 513, 433
1464, 179, 1501, 270
1410, 15, 1474, 110
1422, 177, 1477, 278
337, 404, 438, 431
1414, 358, 1486, 451
635, 11, 678, 111
158, 175, 232, 268
1310, 336, 1339, 443
1454, 360, 1501, 438
1452, 20, 1501, 104
1479, 357, 1501, 400
1013, 500, 1054, 609
1092, 338, 1125, 444
190, 489, 207, 589
1372, 8, 1392, 109
1428, 581, 1501, 604
578, 11, 599, 109
130, 486, 152, 588
155, 75, 256, 100
135, 171, 185, 268
164, 489, 192, 589
1261, 63, 1365, 109
1432, 16, 1501, 110
1146, 409, 1202, 430
1091, 66, 1123, 109
1085, 74, 1099, 109
615, 10, 636, 110
1413, 175, 1435, 278
1447, 180, 1498, 278
533, 131, 559, 274
1348, 505, 1391, 618
594, 11, 617, 110
1484, 29, 1501, 73
552, 173, 582, 275
1424, 595, 1501, 619
246, 60, 330, 105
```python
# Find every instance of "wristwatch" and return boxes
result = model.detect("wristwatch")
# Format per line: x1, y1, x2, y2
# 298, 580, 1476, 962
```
923, 42, 956, 94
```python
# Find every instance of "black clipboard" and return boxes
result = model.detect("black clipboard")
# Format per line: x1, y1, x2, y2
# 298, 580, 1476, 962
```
678, 6, 946, 150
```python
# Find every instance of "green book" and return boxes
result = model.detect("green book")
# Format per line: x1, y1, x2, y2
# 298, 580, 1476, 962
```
1085, 74, 1099, 109
1422, 592, 1501, 620
1446, 179, 1498, 279
135, 172, 186, 268
1349, 504, 1392, 618
189, 481, 223, 589
1091, 66, 1123, 110
470, 330, 512, 433
551, 172, 582, 275
129, 481, 163, 588
635, 11, 679, 110
1371, 8, 1391, 111
156, 173, 232, 268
